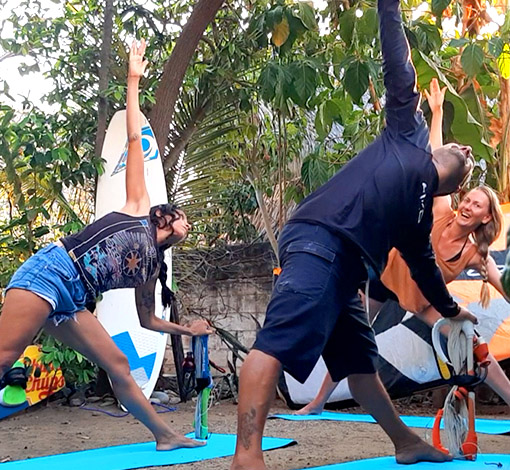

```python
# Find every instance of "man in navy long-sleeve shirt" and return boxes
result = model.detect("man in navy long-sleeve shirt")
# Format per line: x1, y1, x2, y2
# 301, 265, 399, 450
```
232, 0, 476, 468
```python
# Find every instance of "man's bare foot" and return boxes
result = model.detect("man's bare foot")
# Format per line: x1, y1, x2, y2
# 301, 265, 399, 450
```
156, 433, 206, 451
231, 457, 266, 470
395, 436, 452, 464
293, 403, 324, 415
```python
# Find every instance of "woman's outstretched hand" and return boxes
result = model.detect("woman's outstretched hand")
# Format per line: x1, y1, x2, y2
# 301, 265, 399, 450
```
128, 39, 148, 79
188, 319, 215, 336
424, 78, 446, 115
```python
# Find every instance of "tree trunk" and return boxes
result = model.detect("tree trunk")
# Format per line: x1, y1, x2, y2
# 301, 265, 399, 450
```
163, 104, 208, 174
150, 0, 225, 169
247, 173, 279, 264
94, 0, 114, 160
499, 77, 510, 201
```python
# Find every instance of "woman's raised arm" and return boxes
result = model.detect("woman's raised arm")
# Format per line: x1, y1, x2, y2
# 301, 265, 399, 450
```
121, 39, 150, 215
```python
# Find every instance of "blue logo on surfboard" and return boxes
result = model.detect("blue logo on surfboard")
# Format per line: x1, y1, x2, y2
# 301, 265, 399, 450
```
111, 124, 159, 176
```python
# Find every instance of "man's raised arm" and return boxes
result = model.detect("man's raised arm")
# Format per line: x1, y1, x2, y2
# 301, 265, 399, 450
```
378, 0, 424, 138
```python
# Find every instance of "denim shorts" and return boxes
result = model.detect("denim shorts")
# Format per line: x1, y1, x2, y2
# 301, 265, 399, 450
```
6, 243, 87, 326
253, 222, 378, 384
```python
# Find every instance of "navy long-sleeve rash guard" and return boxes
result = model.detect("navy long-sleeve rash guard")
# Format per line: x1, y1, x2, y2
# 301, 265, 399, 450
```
289, 0, 459, 318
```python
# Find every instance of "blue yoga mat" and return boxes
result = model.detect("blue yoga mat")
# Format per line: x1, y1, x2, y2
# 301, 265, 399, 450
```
270, 412, 510, 435
1, 433, 296, 470
297, 454, 510, 469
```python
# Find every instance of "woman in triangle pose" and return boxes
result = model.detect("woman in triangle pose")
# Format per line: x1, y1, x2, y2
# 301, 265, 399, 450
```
0, 40, 213, 449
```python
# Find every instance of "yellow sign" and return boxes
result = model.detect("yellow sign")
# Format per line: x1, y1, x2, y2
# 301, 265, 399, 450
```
22, 345, 65, 405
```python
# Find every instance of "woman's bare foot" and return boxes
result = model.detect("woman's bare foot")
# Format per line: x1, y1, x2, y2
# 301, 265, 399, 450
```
156, 433, 206, 451
293, 402, 324, 416
395, 436, 452, 464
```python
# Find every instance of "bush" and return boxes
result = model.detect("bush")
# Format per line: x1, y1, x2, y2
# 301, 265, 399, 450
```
40, 334, 97, 386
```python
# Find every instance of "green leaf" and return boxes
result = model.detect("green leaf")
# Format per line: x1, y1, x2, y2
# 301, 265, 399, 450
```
33, 226, 50, 237
301, 150, 331, 192
344, 60, 369, 103
431, 0, 451, 18
288, 60, 318, 107
448, 38, 469, 48
416, 23, 442, 53
320, 71, 334, 90
338, 9, 356, 47
295, 2, 317, 30
358, 8, 378, 43
315, 99, 343, 140
258, 62, 280, 102
266, 6, 284, 30
248, 13, 268, 47
489, 38, 504, 58
461, 44, 484, 77
332, 45, 345, 66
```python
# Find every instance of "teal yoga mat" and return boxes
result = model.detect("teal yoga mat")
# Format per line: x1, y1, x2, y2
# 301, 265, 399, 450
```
296, 454, 510, 469
270, 412, 510, 435
1, 433, 296, 470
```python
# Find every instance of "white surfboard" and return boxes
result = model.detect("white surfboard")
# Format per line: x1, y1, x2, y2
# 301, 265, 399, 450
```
95, 110, 169, 400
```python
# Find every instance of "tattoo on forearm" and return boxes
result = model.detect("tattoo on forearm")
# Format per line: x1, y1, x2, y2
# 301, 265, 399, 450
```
129, 132, 140, 142
141, 289, 154, 312
239, 407, 257, 450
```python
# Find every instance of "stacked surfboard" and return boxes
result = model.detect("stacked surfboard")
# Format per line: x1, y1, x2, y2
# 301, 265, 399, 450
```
95, 110, 169, 400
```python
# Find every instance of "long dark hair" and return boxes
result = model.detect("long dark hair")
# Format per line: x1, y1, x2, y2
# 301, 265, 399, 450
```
149, 203, 181, 308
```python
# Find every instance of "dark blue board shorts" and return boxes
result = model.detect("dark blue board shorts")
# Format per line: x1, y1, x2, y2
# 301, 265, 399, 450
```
253, 222, 379, 384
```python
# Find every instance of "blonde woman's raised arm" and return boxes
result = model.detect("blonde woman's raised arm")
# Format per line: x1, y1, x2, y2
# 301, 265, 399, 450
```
424, 78, 446, 151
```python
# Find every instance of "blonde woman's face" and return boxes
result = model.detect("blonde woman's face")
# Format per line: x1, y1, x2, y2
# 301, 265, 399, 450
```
457, 189, 492, 228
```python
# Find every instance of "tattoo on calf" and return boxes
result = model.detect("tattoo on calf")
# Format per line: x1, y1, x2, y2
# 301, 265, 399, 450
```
239, 407, 257, 450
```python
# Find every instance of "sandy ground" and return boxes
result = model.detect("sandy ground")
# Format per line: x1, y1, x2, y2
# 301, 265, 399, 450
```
0, 397, 509, 469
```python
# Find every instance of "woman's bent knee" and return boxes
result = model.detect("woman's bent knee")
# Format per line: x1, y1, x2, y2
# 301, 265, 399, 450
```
104, 353, 131, 381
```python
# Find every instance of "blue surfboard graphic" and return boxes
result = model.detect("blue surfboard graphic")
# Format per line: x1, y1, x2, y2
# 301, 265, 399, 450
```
111, 124, 159, 176
112, 331, 156, 379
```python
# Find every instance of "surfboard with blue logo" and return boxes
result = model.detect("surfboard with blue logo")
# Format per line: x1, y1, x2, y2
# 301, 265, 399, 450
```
95, 110, 169, 400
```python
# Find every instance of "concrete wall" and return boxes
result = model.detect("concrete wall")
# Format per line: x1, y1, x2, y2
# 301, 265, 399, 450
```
161, 242, 275, 374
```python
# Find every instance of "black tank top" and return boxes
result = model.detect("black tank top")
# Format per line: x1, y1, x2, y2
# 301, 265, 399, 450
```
61, 212, 159, 301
